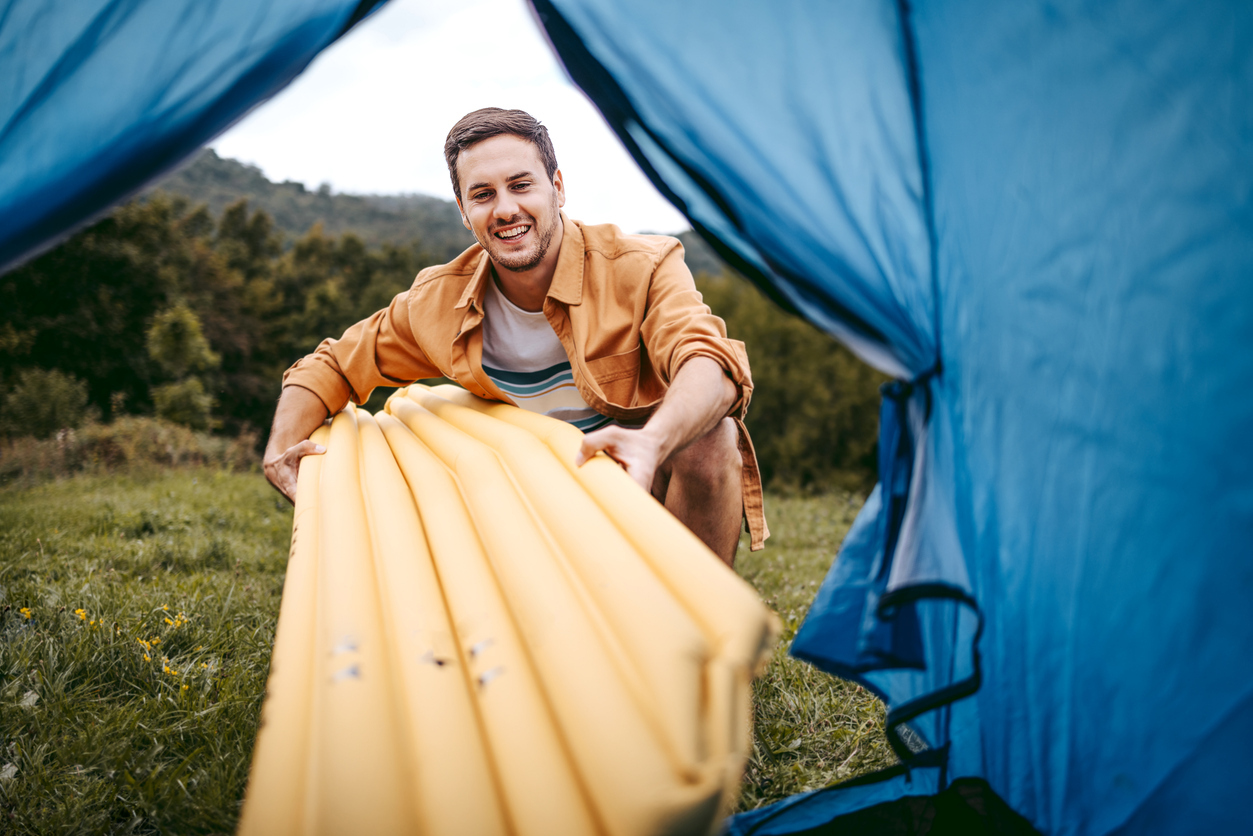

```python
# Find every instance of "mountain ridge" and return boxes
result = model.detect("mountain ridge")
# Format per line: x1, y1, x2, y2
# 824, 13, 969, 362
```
149, 148, 731, 276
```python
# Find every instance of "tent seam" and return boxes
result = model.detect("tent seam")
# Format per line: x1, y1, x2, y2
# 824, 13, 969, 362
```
895, 0, 943, 379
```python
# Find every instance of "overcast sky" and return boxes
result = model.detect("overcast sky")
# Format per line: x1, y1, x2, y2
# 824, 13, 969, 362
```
212, 0, 689, 234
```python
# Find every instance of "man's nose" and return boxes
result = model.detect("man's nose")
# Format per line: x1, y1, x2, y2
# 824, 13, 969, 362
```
493, 190, 520, 220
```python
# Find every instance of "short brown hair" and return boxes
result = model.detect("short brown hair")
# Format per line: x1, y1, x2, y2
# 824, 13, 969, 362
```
444, 108, 559, 202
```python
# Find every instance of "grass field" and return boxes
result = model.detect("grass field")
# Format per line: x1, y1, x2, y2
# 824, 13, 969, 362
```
0, 468, 890, 833
735, 495, 895, 809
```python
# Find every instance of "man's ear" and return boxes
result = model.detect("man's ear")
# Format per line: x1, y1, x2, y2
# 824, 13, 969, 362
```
552, 169, 567, 208
455, 197, 471, 231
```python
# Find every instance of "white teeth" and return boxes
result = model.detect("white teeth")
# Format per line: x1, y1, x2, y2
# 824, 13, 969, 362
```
496, 226, 529, 240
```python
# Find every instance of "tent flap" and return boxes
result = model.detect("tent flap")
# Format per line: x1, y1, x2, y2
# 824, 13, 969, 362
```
529, 0, 937, 379
0, 0, 386, 274
535, 0, 1253, 833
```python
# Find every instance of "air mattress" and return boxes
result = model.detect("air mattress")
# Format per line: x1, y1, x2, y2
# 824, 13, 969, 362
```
238, 385, 778, 836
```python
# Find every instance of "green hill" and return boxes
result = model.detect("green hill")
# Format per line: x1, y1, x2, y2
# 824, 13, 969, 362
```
148, 149, 732, 275
148, 149, 476, 261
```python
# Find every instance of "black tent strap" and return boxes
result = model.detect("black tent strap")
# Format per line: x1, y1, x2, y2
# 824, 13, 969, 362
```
878, 583, 983, 765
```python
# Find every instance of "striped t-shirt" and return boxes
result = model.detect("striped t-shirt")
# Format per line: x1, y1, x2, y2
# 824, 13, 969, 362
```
481, 276, 613, 433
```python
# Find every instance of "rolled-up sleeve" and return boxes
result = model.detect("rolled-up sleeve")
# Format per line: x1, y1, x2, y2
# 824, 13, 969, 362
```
640, 242, 754, 418
281, 290, 438, 415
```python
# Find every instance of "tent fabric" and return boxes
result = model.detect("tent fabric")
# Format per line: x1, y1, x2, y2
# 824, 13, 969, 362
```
529, 0, 935, 380
727, 765, 942, 836
728, 769, 1040, 836
2, 0, 1251, 832
530, 0, 1253, 833
0, 0, 385, 275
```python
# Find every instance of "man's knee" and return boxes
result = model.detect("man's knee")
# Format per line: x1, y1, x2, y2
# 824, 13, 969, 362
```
667, 417, 741, 489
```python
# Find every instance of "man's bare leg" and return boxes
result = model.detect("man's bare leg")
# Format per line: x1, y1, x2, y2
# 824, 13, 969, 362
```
652, 417, 743, 567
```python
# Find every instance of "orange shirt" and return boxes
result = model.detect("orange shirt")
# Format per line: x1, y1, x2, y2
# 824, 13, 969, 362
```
283, 214, 768, 549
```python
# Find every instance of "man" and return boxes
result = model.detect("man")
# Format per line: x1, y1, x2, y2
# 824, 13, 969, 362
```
263, 108, 767, 565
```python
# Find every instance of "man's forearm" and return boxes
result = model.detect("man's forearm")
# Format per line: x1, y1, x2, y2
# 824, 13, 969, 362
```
263, 386, 332, 502
640, 356, 737, 462
264, 386, 330, 460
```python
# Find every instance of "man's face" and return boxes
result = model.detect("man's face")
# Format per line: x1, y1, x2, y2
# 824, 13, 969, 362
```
456, 134, 566, 273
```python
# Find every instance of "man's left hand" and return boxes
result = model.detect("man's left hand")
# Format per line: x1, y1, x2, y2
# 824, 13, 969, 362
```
576, 426, 665, 492
575, 357, 737, 495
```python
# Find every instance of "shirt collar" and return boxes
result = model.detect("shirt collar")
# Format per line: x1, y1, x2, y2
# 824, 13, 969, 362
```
455, 249, 493, 312
455, 212, 584, 311
546, 212, 584, 306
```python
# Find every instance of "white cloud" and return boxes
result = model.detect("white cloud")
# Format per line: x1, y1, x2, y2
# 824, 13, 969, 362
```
212, 0, 689, 234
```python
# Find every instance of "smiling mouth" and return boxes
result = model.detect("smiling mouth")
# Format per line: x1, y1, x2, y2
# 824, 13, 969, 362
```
494, 224, 531, 241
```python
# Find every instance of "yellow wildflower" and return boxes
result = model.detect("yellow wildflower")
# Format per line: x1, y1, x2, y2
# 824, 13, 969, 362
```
164, 618, 173, 626
74, 608, 87, 621
181, 684, 189, 691
19, 607, 32, 620
143, 654, 151, 662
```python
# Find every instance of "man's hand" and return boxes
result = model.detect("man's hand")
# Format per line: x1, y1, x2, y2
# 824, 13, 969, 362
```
263, 438, 326, 504
574, 356, 737, 493
263, 386, 332, 505
576, 426, 665, 492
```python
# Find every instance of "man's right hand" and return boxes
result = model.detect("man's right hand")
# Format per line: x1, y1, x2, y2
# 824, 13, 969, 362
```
263, 385, 333, 504
263, 439, 326, 504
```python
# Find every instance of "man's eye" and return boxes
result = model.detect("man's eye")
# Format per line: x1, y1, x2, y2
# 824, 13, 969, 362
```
512, 182, 531, 190
473, 191, 491, 200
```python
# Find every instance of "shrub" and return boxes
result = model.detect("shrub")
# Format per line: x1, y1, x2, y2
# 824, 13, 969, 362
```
0, 368, 95, 439
0, 416, 256, 488
152, 378, 216, 430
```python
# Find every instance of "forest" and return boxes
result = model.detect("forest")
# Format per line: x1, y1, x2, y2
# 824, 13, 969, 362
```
0, 153, 883, 492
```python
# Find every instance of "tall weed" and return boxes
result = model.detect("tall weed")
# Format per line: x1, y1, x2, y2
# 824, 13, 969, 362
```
0, 418, 256, 489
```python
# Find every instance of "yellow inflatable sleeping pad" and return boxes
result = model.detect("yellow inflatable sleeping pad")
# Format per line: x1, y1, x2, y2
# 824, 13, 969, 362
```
238, 386, 778, 836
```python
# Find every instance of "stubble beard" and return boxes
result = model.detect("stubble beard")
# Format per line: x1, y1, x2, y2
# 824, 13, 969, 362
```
485, 193, 560, 272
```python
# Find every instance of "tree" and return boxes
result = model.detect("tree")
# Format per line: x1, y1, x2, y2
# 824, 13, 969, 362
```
146, 303, 220, 429
697, 272, 884, 492
146, 303, 220, 380
0, 187, 891, 492
0, 196, 213, 418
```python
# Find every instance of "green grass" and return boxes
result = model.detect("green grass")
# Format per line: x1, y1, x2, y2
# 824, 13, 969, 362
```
0, 470, 889, 831
734, 493, 895, 812
0, 470, 291, 834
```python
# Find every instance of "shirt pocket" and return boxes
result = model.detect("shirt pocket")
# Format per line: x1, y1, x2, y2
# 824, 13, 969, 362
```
584, 344, 641, 405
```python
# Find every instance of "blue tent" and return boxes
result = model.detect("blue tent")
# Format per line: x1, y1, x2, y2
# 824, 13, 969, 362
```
0, 0, 384, 274
530, 2, 1253, 832
2, 1, 1250, 832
